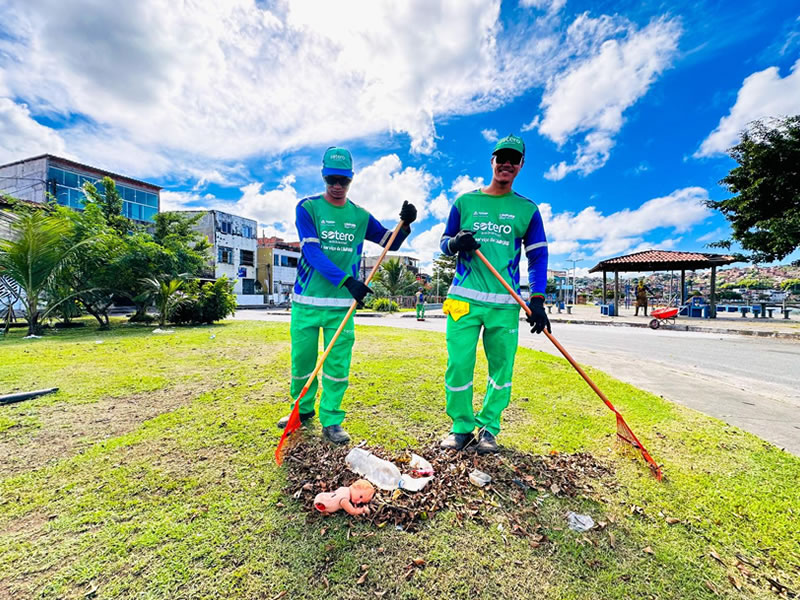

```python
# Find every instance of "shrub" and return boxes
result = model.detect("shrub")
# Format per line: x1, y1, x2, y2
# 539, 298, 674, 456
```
169, 277, 236, 325
371, 297, 398, 312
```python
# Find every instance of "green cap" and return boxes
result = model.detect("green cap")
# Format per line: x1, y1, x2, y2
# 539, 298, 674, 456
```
322, 147, 354, 178
492, 134, 525, 157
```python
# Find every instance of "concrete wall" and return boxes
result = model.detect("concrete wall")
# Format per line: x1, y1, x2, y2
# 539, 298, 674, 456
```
0, 158, 48, 204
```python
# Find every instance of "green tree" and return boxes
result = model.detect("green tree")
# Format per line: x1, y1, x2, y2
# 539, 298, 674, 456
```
780, 278, 800, 293
49, 203, 125, 329
141, 277, 187, 327
0, 212, 92, 335
83, 177, 130, 234
431, 253, 456, 296
374, 258, 417, 296
707, 116, 800, 264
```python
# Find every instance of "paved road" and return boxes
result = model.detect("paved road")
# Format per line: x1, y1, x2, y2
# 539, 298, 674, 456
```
234, 311, 800, 455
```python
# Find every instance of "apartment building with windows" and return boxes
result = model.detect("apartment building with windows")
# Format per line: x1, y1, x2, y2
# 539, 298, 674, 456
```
256, 236, 301, 304
0, 154, 160, 224
177, 210, 260, 305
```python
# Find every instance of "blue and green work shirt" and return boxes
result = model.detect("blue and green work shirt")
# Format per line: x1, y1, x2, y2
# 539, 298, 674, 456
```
294, 195, 409, 308
440, 189, 548, 308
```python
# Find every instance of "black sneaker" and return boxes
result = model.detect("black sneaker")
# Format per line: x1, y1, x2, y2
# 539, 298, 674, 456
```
476, 429, 499, 455
439, 432, 475, 451
276, 410, 315, 429
322, 424, 351, 444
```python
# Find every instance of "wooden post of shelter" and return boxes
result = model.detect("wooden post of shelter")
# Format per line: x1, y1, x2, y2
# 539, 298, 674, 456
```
710, 266, 717, 318
680, 270, 686, 304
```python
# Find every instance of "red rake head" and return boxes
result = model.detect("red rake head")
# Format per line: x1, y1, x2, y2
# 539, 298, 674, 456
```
275, 399, 302, 466
615, 414, 662, 481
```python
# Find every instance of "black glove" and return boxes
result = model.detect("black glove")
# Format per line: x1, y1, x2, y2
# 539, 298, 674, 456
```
399, 200, 417, 226
448, 229, 481, 253
343, 277, 372, 307
526, 296, 551, 334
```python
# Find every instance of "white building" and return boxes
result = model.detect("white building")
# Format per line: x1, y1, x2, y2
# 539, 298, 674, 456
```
177, 210, 261, 306
256, 237, 301, 305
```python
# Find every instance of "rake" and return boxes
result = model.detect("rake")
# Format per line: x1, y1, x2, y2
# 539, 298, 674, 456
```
275, 220, 406, 465
474, 249, 662, 480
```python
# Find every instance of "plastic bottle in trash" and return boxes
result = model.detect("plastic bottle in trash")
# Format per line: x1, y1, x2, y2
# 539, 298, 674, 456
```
345, 448, 402, 491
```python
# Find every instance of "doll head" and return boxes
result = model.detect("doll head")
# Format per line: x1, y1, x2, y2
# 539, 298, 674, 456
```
349, 479, 375, 504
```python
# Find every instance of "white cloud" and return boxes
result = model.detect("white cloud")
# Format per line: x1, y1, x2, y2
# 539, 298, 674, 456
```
695, 59, 800, 157
450, 174, 485, 197
481, 128, 499, 143
537, 17, 681, 179
349, 154, 439, 222
429, 192, 451, 220
0, 0, 558, 173
160, 191, 212, 212
408, 222, 446, 263
541, 186, 711, 260
520, 0, 567, 15
0, 99, 66, 163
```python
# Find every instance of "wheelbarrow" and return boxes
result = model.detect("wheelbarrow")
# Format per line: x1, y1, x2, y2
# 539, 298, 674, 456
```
649, 306, 678, 329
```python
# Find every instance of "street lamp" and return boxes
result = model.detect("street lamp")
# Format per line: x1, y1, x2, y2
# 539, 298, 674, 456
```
569, 258, 581, 304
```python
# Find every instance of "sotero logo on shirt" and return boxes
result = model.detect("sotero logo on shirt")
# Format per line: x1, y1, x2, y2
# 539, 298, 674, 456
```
321, 230, 355, 242
473, 221, 512, 235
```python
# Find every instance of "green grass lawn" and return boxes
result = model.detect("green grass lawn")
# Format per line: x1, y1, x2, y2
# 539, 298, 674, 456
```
1, 321, 798, 599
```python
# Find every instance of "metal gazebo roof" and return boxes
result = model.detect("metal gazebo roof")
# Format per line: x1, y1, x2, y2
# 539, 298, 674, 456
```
589, 249, 737, 273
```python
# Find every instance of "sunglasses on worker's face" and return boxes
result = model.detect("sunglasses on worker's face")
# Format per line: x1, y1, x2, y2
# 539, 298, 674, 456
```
324, 176, 352, 187
493, 151, 523, 166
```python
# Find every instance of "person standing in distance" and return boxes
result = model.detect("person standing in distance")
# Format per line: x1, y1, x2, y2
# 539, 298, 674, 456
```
438, 134, 550, 454
277, 147, 417, 444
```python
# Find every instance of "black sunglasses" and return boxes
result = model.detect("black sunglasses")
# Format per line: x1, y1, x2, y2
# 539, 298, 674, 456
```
494, 151, 523, 166
324, 175, 352, 187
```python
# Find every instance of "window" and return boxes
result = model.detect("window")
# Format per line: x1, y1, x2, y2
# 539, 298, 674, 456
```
69, 188, 85, 208
287, 256, 298, 268
274, 255, 279, 266
240, 250, 255, 266
218, 246, 234, 264
48, 167, 65, 185
63, 171, 78, 188
218, 220, 232, 234
280, 255, 289, 267
242, 279, 255, 294
241, 224, 254, 239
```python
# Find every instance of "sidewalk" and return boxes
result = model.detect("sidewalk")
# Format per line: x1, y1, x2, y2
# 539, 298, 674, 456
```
400, 303, 800, 339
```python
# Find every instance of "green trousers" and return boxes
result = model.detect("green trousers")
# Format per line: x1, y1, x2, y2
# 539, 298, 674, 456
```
445, 302, 519, 436
290, 303, 354, 427
416, 303, 425, 319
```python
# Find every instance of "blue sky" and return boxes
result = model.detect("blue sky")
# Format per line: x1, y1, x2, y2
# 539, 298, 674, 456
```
1, 0, 799, 275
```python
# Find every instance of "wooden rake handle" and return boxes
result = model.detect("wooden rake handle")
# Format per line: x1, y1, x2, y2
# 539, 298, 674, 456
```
296, 220, 407, 398
472, 249, 619, 415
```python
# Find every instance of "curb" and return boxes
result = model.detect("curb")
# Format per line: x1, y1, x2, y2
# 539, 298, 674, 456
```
400, 312, 800, 340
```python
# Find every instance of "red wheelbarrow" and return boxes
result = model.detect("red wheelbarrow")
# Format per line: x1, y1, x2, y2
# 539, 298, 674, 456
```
649, 306, 678, 329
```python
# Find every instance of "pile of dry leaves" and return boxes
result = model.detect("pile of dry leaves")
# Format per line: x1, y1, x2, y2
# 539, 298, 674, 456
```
282, 434, 614, 535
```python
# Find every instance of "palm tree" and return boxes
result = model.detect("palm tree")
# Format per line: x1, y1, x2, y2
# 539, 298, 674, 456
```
0, 211, 91, 335
140, 277, 186, 327
374, 258, 417, 297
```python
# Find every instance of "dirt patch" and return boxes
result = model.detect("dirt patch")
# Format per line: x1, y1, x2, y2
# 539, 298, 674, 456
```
0, 385, 204, 478
283, 434, 615, 534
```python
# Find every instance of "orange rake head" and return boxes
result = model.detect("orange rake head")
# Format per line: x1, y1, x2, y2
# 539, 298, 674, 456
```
614, 412, 662, 481
274, 396, 303, 466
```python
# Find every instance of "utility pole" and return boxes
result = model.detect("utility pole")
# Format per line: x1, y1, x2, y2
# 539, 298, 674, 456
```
569, 258, 580, 304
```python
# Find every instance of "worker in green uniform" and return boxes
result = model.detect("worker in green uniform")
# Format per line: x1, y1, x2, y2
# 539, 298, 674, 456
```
438, 134, 550, 454
416, 288, 426, 321
276, 147, 417, 443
